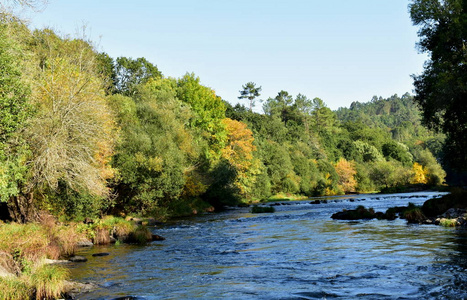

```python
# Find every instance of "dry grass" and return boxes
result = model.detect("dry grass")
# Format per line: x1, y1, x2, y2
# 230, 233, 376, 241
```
93, 227, 110, 245
0, 221, 78, 299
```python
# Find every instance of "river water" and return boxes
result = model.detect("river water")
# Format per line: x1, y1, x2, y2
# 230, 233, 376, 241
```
69, 192, 467, 299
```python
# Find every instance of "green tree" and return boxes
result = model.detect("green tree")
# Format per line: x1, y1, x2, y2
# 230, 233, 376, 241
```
115, 56, 162, 96
238, 82, 261, 112
382, 141, 413, 167
176, 73, 227, 160
111, 78, 197, 216
409, 0, 467, 170
310, 98, 336, 134
0, 17, 31, 219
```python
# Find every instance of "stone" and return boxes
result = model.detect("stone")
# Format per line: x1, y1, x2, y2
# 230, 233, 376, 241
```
76, 239, 93, 247
43, 258, 69, 264
152, 234, 165, 241
440, 208, 467, 219
69, 256, 88, 263
63, 280, 98, 299
0, 265, 14, 278
92, 252, 110, 257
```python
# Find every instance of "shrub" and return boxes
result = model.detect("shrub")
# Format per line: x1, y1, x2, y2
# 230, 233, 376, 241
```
402, 203, 426, 223
129, 225, 152, 245
102, 216, 134, 242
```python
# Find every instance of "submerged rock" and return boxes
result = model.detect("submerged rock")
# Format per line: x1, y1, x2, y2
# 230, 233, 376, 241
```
331, 206, 376, 220
69, 256, 87, 263
92, 252, 110, 257
63, 280, 98, 299
152, 234, 165, 241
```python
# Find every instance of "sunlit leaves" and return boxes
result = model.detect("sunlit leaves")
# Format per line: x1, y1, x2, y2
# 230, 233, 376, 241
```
26, 29, 117, 198
335, 158, 357, 193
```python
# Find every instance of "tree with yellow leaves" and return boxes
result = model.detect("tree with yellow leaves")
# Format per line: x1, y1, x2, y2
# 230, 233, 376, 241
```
221, 118, 257, 197
335, 158, 357, 193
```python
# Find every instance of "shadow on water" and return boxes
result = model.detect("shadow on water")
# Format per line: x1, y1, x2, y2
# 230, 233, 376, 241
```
68, 192, 467, 299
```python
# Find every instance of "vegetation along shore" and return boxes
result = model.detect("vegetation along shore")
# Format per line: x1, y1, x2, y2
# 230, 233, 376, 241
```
0, 0, 466, 298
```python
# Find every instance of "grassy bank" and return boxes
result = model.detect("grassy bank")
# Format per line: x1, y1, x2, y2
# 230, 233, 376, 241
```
0, 215, 154, 299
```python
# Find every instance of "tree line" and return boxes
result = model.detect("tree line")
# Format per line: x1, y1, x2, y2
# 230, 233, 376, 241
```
0, 12, 448, 222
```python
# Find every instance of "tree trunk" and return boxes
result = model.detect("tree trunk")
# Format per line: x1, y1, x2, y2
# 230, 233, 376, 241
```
7, 193, 38, 223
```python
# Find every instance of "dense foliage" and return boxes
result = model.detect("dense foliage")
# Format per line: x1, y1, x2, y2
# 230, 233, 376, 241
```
0, 11, 447, 222
409, 0, 467, 172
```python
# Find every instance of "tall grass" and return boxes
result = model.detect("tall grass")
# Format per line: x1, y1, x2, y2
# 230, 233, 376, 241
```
0, 276, 31, 300
0, 220, 79, 299
30, 264, 69, 300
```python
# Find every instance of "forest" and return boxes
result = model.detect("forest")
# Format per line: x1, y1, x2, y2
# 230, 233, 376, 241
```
0, 12, 447, 224
1, 0, 466, 298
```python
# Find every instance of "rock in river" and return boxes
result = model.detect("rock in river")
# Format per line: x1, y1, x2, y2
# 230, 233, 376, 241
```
69, 255, 87, 262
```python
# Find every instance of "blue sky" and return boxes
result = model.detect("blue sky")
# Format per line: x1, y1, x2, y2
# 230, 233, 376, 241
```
27, 0, 425, 111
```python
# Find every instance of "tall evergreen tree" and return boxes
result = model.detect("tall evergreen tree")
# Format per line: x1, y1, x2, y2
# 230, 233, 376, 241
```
238, 82, 261, 112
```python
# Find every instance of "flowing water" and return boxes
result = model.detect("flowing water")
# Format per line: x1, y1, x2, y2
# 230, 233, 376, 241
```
69, 192, 467, 299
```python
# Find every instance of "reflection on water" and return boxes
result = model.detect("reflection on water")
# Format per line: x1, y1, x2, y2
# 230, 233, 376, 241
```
69, 192, 467, 299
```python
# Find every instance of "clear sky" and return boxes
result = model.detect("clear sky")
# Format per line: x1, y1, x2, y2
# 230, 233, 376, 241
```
26, 0, 425, 112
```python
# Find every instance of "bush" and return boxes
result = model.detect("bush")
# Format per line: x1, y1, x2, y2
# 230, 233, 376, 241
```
129, 226, 152, 245
402, 203, 426, 223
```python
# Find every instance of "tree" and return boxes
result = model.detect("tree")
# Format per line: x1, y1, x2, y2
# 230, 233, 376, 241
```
177, 73, 227, 160
114, 56, 162, 96
335, 158, 357, 193
1, 0, 47, 12
310, 98, 336, 134
0, 17, 31, 217
23, 29, 117, 219
409, 0, 467, 170
238, 82, 261, 112
111, 79, 196, 216
221, 118, 257, 198
263, 90, 300, 125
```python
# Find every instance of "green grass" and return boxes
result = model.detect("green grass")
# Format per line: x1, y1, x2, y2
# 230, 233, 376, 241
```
0, 276, 31, 300
30, 264, 69, 300
440, 218, 458, 227
265, 193, 308, 202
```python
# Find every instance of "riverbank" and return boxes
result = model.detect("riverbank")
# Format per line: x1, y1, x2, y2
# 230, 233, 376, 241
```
0, 215, 158, 299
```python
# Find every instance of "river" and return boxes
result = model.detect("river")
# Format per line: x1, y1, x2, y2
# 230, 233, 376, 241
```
68, 192, 467, 299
